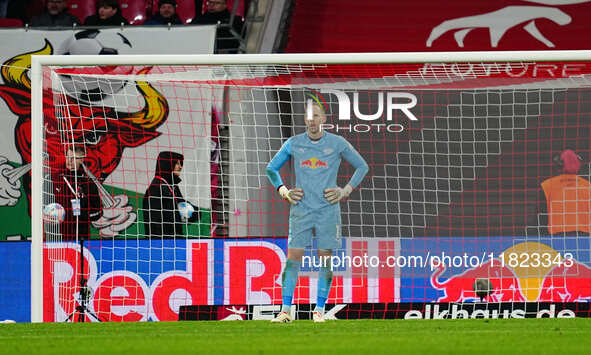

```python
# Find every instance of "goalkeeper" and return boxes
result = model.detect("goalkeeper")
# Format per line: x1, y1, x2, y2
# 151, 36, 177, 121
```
266, 101, 368, 323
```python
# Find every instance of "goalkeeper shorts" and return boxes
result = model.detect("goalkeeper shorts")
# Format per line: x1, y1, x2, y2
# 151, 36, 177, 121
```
288, 205, 341, 250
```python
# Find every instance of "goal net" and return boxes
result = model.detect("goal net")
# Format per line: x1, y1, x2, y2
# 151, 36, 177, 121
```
31, 52, 591, 322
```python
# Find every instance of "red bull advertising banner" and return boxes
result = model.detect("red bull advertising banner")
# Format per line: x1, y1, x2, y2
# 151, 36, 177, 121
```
400, 237, 591, 304
39, 237, 402, 322
1, 236, 591, 322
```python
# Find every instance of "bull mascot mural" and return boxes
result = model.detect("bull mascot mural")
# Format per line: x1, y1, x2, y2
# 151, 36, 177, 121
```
0, 40, 169, 237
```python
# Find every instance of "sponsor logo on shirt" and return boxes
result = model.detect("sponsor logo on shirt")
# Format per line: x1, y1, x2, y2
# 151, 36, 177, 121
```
300, 157, 328, 169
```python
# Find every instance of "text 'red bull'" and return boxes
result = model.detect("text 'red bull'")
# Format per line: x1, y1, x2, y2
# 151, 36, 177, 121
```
43, 239, 402, 322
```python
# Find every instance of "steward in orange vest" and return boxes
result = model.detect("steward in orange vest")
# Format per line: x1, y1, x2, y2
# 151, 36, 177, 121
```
541, 150, 590, 235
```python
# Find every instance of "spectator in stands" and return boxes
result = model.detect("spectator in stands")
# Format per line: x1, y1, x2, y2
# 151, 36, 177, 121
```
145, 0, 183, 26
0, 0, 8, 18
0, 0, 29, 23
535, 149, 590, 235
31, 0, 80, 27
192, 0, 244, 53
84, 0, 129, 26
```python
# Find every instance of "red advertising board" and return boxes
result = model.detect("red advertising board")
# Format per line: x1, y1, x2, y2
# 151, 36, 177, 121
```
287, 0, 591, 52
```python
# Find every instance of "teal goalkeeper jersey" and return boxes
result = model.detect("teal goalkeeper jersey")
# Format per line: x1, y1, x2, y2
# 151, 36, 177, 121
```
266, 132, 369, 213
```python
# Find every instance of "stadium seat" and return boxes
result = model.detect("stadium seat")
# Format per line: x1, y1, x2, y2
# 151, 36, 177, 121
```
25, 1, 46, 23
120, 0, 148, 24
151, 0, 195, 24
175, 0, 196, 24
67, 0, 96, 23
0, 18, 23, 27
226, 0, 245, 18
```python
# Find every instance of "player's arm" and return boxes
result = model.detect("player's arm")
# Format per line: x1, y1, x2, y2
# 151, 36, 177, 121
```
324, 139, 369, 204
266, 138, 303, 205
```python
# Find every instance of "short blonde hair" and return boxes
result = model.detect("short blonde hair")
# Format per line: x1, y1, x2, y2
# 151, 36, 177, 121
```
305, 93, 327, 115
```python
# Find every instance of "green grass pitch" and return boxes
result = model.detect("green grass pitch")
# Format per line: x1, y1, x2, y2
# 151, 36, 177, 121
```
1, 319, 590, 354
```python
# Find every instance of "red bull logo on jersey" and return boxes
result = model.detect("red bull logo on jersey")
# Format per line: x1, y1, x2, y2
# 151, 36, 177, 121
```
300, 157, 328, 169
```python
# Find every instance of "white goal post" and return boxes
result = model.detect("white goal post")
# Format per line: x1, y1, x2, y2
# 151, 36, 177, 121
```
31, 51, 591, 322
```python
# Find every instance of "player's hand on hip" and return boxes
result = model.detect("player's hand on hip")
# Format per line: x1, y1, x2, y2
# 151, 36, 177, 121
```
324, 184, 353, 204
278, 185, 303, 205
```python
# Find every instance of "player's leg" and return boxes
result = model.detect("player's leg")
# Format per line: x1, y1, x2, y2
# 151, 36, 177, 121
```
272, 220, 313, 323
271, 247, 305, 323
313, 209, 341, 322
282, 248, 305, 306
313, 248, 333, 322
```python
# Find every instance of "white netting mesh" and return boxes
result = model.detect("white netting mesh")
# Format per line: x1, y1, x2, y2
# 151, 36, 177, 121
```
34, 60, 591, 321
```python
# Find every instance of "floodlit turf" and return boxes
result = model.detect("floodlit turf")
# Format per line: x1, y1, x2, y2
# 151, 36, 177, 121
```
1, 319, 590, 354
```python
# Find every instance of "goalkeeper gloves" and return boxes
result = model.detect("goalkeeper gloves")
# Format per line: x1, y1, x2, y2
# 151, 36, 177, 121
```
324, 184, 353, 204
278, 185, 304, 205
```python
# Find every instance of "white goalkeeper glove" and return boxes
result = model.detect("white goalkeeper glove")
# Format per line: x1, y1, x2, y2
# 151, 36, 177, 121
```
278, 185, 304, 205
324, 184, 353, 204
